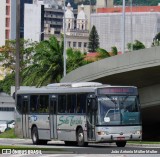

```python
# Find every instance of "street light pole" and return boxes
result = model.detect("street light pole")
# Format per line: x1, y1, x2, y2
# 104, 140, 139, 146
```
15, 0, 20, 94
130, 0, 133, 51
122, 0, 125, 54
63, 0, 66, 77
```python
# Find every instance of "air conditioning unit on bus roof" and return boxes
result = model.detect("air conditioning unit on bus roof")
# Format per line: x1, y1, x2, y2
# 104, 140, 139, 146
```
47, 82, 103, 88
71, 82, 103, 88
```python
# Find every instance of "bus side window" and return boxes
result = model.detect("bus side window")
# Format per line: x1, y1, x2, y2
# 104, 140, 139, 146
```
67, 94, 76, 113
39, 95, 49, 113
30, 95, 38, 113
77, 94, 87, 113
58, 95, 66, 113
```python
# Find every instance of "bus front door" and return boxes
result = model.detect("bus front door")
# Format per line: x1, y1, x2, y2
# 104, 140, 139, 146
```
22, 98, 29, 138
49, 96, 57, 139
87, 98, 97, 141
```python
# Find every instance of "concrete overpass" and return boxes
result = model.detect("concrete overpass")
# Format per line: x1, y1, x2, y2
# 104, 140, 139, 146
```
61, 46, 160, 140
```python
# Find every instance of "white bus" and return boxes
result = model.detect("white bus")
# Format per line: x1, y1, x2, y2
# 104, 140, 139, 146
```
14, 82, 142, 147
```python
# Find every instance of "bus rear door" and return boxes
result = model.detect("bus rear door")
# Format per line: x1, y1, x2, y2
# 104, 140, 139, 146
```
49, 95, 58, 139
22, 95, 29, 138
87, 98, 97, 141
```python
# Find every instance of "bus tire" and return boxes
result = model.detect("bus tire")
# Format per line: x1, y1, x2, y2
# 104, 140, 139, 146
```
76, 128, 88, 147
31, 126, 40, 145
116, 141, 126, 147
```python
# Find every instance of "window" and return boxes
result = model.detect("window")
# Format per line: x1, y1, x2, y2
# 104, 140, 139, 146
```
73, 42, 76, 47
67, 94, 76, 113
77, 94, 87, 113
58, 95, 66, 113
50, 98, 57, 114
30, 95, 38, 113
68, 41, 71, 47
78, 42, 82, 47
0, 107, 14, 111
84, 42, 87, 48
38, 95, 49, 113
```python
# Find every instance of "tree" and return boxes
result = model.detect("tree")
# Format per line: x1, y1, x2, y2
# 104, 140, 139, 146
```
66, 48, 86, 73
22, 35, 64, 87
127, 40, 145, 51
111, 46, 118, 56
0, 39, 36, 72
152, 32, 160, 47
88, 25, 100, 52
96, 48, 110, 60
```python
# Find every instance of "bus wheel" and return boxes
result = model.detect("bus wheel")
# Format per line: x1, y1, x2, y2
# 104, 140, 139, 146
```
116, 141, 126, 147
31, 126, 40, 145
77, 128, 88, 147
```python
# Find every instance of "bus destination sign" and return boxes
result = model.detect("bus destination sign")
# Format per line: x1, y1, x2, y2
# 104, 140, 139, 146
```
97, 87, 137, 95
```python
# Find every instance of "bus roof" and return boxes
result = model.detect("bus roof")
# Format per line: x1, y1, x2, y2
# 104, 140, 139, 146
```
16, 82, 137, 95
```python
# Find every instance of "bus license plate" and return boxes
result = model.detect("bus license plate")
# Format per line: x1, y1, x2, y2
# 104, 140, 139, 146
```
117, 137, 125, 140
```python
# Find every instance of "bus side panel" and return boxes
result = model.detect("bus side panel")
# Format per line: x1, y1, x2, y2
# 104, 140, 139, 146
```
57, 115, 86, 141
29, 114, 51, 140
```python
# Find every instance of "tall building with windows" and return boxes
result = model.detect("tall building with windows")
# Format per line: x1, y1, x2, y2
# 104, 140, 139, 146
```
91, 6, 160, 52
0, 0, 12, 46
24, 3, 44, 42
20, 0, 33, 38
0, 0, 33, 46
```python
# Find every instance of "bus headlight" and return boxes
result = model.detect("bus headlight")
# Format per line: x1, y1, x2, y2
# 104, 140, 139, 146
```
136, 130, 141, 135
97, 131, 109, 135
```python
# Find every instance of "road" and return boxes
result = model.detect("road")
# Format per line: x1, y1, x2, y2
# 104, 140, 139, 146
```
0, 138, 160, 157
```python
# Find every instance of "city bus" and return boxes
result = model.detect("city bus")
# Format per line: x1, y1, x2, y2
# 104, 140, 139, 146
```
14, 82, 142, 147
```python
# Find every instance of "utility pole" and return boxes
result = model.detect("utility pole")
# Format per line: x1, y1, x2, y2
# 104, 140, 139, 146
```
122, 0, 125, 54
63, 0, 66, 76
130, 0, 133, 51
15, 0, 20, 94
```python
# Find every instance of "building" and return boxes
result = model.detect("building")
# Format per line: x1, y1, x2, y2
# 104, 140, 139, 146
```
24, 3, 44, 42
0, 92, 15, 122
0, 0, 15, 46
0, 0, 33, 46
91, 6, 160, 52
96, 0, 114, 8
63, 3, 89, 53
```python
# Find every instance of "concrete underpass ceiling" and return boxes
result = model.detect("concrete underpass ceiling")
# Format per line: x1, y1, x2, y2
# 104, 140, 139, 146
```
94, 66, 160, 88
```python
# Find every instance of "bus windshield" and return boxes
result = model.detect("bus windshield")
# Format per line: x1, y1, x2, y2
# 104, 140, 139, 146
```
98, 95, 141, 125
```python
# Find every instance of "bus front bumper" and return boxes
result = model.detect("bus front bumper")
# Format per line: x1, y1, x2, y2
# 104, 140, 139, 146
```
96, 133, 142, 142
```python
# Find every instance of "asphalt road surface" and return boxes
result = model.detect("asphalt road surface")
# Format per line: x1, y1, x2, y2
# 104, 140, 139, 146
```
0, 138, 160, 157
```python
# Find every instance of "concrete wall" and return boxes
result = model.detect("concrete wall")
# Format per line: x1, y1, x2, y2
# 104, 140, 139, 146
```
61, 46, 160, 83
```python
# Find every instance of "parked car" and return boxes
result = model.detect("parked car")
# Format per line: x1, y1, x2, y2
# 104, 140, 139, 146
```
0, 123, 7, 133
7, 120, 15, 129
0, 120, 15, 133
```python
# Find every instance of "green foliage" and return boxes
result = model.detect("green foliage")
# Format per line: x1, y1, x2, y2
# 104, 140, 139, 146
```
0, 128, 17, 138
111, 46, 118, 55
152, 32, 160, 46
0, 39, 36, 72
88, 25, 100, 52
66, 48, 86, 73
96, 48, 110, 59
0, 73, 15, 94
127, 40, 145, 51
22, 35, 64, 87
